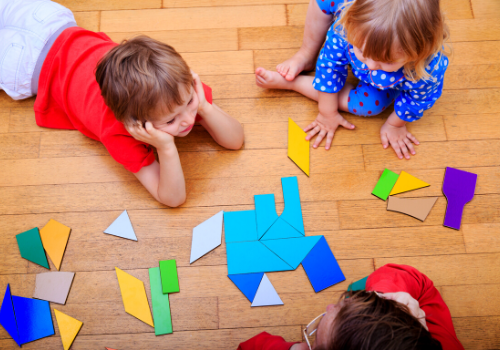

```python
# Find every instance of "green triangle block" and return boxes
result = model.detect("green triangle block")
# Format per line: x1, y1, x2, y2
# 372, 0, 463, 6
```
16, 228, 49, 269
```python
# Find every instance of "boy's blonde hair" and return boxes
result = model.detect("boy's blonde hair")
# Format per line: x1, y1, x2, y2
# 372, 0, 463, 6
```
95, 36, 192, 125
337, 0, 450, 81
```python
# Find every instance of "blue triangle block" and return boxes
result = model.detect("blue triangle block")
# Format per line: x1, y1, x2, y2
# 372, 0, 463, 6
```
104, 210, 137, 241
280, 177, 305, 235
254, 194, 279, 239
12, 296, 54, 344
260, 217, 303, 241
301, 236, 345, 292
0, 285, 21, 347
226, 241, 293, 274
224, 210, 258, 243
228, 273, 264, 302
262, 236, 322, 269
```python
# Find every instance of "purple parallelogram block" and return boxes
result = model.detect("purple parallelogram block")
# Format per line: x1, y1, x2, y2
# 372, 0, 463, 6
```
442, 167, 477, 230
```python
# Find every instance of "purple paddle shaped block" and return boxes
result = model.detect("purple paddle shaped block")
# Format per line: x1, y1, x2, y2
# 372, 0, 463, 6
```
442, 167, 477, 230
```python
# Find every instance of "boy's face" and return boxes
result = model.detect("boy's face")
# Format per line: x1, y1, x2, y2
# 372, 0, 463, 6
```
151, 84, 199, 137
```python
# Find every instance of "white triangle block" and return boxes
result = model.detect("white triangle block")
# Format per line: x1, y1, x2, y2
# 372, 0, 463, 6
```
251, 274, 283, 307
104, 210, 137, 241
190, 211, 223, 263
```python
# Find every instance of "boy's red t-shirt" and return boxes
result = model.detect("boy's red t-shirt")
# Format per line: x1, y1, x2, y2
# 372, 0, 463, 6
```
34, 27, 212, 173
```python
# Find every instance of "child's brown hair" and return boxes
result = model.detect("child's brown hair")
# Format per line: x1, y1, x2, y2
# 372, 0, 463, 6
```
315, 291, 442, 350
337, 0, 450, 81
95, 36, 192, 125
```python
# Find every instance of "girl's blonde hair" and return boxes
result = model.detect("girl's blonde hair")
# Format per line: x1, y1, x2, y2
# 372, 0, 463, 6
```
336, 0, 450, 81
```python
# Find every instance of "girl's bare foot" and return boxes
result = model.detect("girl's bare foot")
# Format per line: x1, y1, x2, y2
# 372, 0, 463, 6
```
276, 49, 316, 81
255, 67, 293, 90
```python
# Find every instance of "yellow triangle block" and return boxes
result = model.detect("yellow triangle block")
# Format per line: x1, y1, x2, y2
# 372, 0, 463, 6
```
40, 219, 71, 270
389, 171, 430, 195
115, 267, 154, 327
54, 309, 83, 350
287, 118, 310, 176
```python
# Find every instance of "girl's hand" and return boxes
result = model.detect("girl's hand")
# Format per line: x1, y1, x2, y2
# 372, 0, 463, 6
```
380, 121, 419, 159
378, 292, 428, 331
125, 121, 175, 151
304, 111, 355, 150
191, 71, 208, 114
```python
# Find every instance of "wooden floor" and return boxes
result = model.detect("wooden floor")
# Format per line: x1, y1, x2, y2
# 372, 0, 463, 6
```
1, 0, 500, 349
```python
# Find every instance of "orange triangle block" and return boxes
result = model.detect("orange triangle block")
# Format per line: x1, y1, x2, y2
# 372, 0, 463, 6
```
115, 268, 154, 327
54, 309, 83, 350
40, 219, 71, 270
389, 171, 430, 195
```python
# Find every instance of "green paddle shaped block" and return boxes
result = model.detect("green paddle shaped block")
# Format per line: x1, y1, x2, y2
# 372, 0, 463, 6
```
159, 260, 179, 294
16, 228, 49, 269
372, 169, 399, 200
149, 267, 173, 335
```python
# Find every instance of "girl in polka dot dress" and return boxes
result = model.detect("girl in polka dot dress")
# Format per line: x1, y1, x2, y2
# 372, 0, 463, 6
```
256, 0, 450, 159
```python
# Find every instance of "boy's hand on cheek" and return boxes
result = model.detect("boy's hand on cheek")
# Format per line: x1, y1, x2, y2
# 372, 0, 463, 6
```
380, 121, 419, 160
304, 111, 355, 150
125, 121, 175, 151
191, 71, 208, 114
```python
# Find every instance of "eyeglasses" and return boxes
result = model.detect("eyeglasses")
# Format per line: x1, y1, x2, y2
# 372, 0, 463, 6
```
303, 313, 325, 349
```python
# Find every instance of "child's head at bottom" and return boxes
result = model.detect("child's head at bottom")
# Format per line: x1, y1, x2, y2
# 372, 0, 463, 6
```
96, 36, 198, 136
337, 0, 449, 81
311, 291, 442, 350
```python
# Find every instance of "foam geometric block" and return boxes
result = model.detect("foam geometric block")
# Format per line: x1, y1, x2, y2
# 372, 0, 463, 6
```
54, 309, 83, 350
190, 211, 223, 263
347, 276, 368, 292
254, 194, 279, 239
39, 219, 71, 270
226, 241, 293, 275
228, 273, 264, 302
387, 196, 438, 222
389, 171, 430, 195
301, 236, 345, 292
149, 267, 173, 335
15, 228, 49, 269
280, 177, 305, 234
288, 118, 310, 176
159, 260, 179, 294
442, 167, 477, 230
251, 274, 283, 307
12, 295, 54, 344
104, 210, 137, 241
260, 217, 302, 241
224, 210, 258, 243
33, 271, 75, 304
0, 284, 21, 346
372, 169, 399, 200
262, 236, 322, 269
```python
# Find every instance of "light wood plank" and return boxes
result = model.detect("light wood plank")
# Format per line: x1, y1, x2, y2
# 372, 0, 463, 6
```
163, 0, 305, 8
363, 140, 500, 171
452, 41, 500, 66
40, 131, 108, 158
449, 19, 500, 42
239, 26, 303, 50
73, 11, 100, 31
470, 0, 500, 19
454, 316, 500, 350
0, 92, 34, 108
184, 51, 254, 75
107, 28, 238, 53
442, 284, 500, 318
375, 253, 500, 286
463, 223, 500, 254
0, 111, 9, 133
100, 6, 286, 32
444, 113, 500, 141
445, 64, 500, 89
56, 0, 161, 11
0, 133, 40, 160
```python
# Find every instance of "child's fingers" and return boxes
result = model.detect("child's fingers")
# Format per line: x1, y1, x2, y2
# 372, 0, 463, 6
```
404, 138, 416, 155
305, 125, 320, 141
380, 133, 389, 149
407, 132, 420, 145
391, 141, 404, 159
313, 129, 326, 148
340, 117, 355, 130
399, 140, 411, 159
325, 131, 335, 150
304, 121, 317, 133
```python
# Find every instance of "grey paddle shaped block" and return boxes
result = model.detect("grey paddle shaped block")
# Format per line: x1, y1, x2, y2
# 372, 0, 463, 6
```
251, 274, 283, 307
190, 211, 223, 263
33, 271, 75, 305
104, 210, 137, 241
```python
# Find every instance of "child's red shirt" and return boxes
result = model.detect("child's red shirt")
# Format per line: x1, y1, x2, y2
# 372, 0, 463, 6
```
34, 27, 212, 173
237, 264, 464, 350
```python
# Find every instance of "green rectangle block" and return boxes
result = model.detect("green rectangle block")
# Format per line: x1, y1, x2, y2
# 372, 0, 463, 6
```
149, 267, 173, 335
159, 260, 179, 294
372, 169, 399, 200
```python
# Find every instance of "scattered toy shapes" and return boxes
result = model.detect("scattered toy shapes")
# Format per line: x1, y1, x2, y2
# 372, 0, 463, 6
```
54, 309, 83, 350
442, 167, 477, 230
259, 217, 302, 241
104, 210, 137, 241
0, 285, 21, 346
262, 236, 322, 269
347, 276, 368, 292
12, 295, 54, 344
190, 211, 223, 263
228, 273, 264, 303
251, 274, 283, 307
16, 228, 49, 269
226, 241, 293, 275
280, 176, 305, 235
288, 118, 310, 176
387, 196, 438, 222
159, 260, 179, 294
302, 236, 345, 293
33, 271, 75, 305
115, 267, 154, 327
149, 267, 173, 335
372, 169, 399, 200
224, 210, 258, 243
254, 194, 279, 239
389, 171, 430, 196
39, 219, 71, 270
